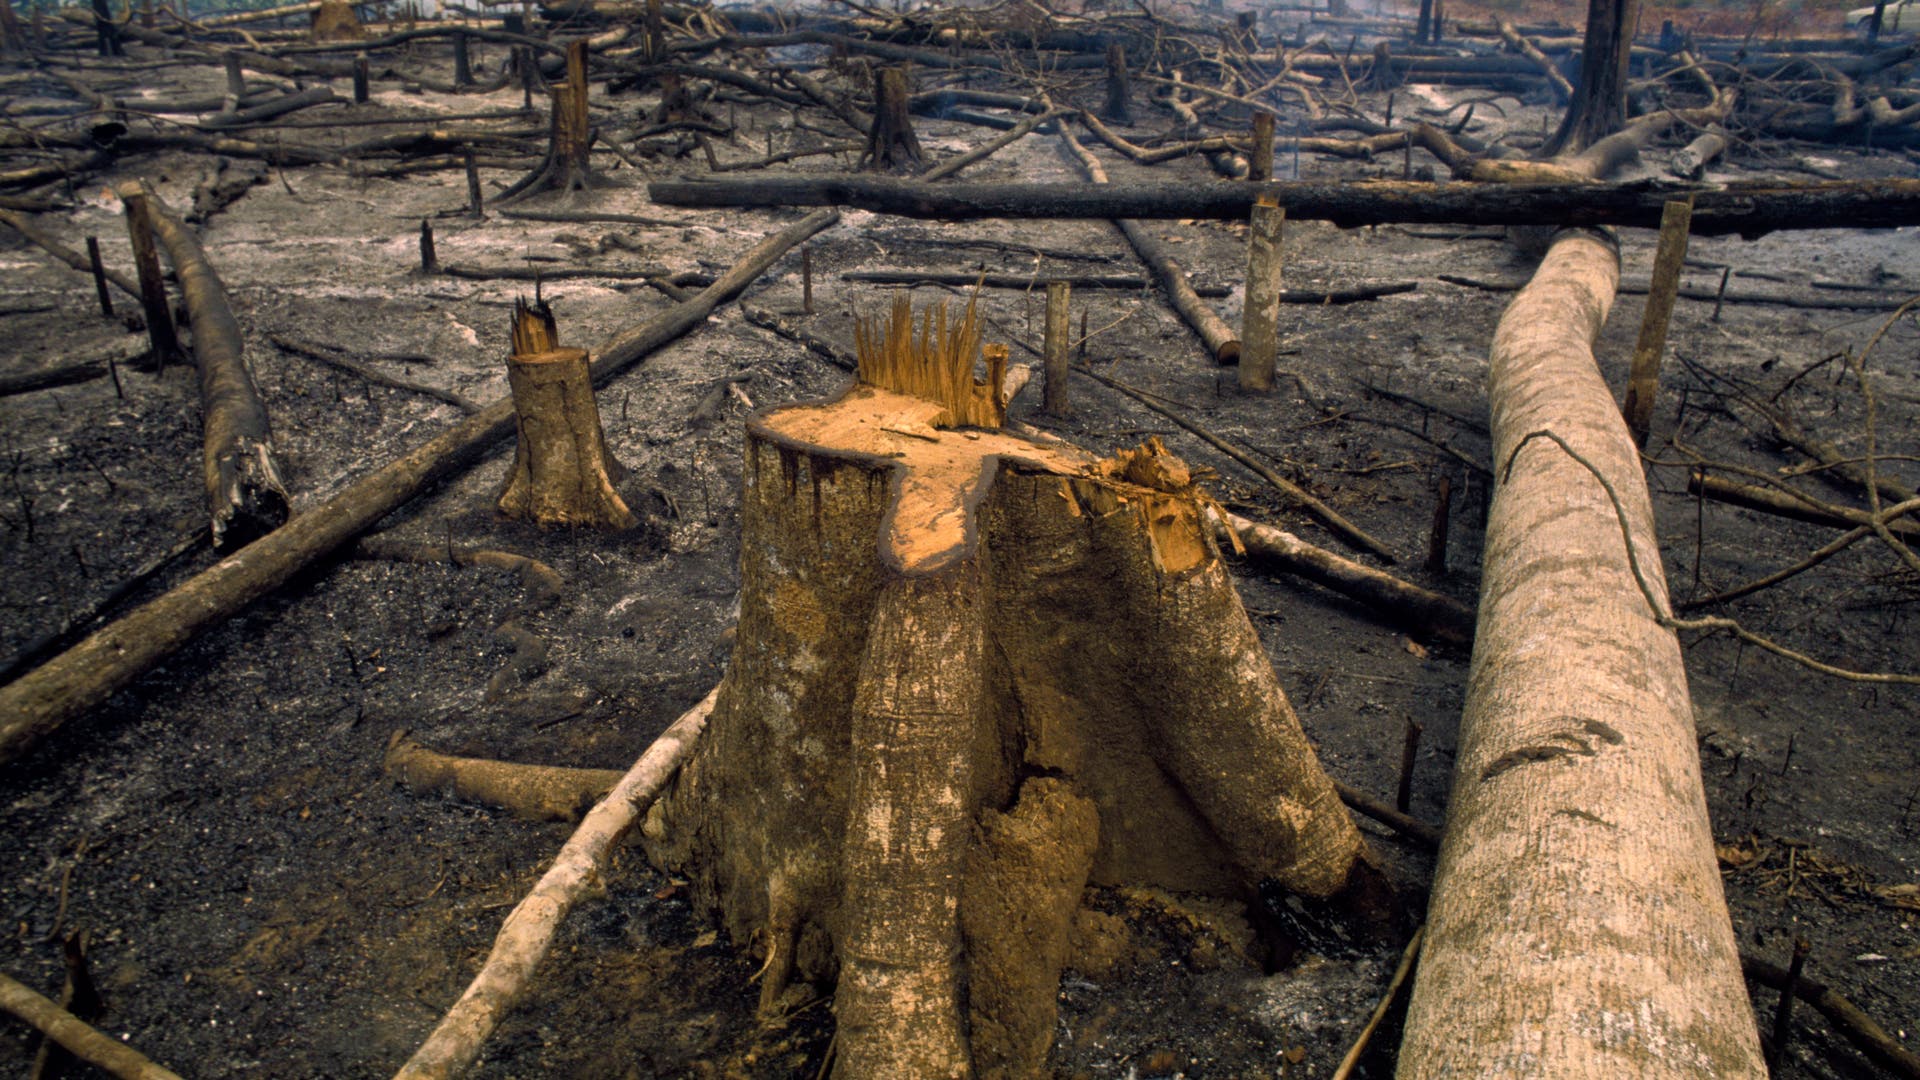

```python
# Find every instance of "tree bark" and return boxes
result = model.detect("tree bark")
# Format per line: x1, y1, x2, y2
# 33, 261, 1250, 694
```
646, 176, 1920, 236
0, 210, 838, 767
128, 181, 293, 550
1396, 230, 1765, 1077
643, 324, 1386, 1076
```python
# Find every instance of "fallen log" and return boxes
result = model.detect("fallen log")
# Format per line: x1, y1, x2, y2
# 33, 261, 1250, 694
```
393, 684, 718, 1080
1688, 470, 1920, 540
128, 180, 292, 550
1214, 509, 1474, 646
646, 176, 1920, 236
1396, 229, 1765, 1075
1055, 123, 1242, 365
384, 731, 623, 821
0, 971, 182, 1080
0, 209, 838, 766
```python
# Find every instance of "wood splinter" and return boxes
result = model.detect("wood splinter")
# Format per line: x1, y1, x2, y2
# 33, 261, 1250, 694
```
497, 299, 635, 530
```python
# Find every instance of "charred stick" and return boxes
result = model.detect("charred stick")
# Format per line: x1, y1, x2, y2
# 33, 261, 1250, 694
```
271, 334, 479, 413
85, 236, 114, 317
117, 187, 183, 373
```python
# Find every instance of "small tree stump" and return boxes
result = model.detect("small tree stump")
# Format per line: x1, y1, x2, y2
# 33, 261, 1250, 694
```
862, 66, 923, 171
497, 300, 634, 529
645, 295, 1390, 1078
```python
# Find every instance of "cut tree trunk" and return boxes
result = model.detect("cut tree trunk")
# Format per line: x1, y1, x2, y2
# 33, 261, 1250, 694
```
1395, 230, 1765, 1077
643, 298, 1392, 1078
496, 300, 635, 529
127, 180, 292, 549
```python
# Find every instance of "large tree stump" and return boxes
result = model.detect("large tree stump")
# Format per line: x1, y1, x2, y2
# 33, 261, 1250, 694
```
496, 300, 634, 529
643, 295, 1389, 1078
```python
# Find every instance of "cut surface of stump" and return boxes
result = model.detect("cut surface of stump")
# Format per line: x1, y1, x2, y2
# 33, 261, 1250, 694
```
497, 299, 634, 529
644, 295, 1386, 1078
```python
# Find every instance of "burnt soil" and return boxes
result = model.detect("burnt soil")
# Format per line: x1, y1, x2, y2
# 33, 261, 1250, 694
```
1, 12, 1918, 1079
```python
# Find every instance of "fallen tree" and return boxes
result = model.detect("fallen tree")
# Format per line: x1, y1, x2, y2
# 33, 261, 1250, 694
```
646, 176, 1920, 236
0, 209, 839, 766
127, 180, 293, 549
1395, 228, 1766, 1076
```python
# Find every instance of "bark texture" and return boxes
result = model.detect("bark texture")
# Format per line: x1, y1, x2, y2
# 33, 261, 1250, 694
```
1396, 231, 1765, 1078
644, 361, 1377, 1076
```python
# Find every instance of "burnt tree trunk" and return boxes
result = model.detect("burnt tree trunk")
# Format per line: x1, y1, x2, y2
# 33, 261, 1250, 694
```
1544, 0, 1639, 156
643, 299, 1391, 1078
862, 66, 924, 171
500, 39, 593, 202
496, 300, 634, 529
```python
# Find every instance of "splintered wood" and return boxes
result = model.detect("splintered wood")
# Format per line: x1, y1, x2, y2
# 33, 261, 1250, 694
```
852, 291, 1005, 428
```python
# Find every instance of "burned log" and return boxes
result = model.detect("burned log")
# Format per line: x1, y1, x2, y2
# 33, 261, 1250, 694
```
0, 210, 839, 767
1396, 229, 1765, 1076
647, 176, 1920, 236
124, 180, 292, 550
643, 295, 1392, 1077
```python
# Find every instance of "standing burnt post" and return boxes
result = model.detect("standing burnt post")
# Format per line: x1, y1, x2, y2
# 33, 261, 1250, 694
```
497, 299, 635, 529
1102, 43, 1132, 123
643, 294, 1396, 1078
862, 66, 924, 171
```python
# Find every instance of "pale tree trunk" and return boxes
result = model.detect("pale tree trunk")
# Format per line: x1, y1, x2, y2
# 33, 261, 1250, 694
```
1396, 230, 1764, 1078
644, 301, 1391, 1078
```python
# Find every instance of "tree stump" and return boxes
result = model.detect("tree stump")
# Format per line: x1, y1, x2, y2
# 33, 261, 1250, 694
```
862, 66, 924, 171
310, 0, 364, 42
496, 300, 634, 529
499, 39, 592, 203
643, 295, 1389, 1078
